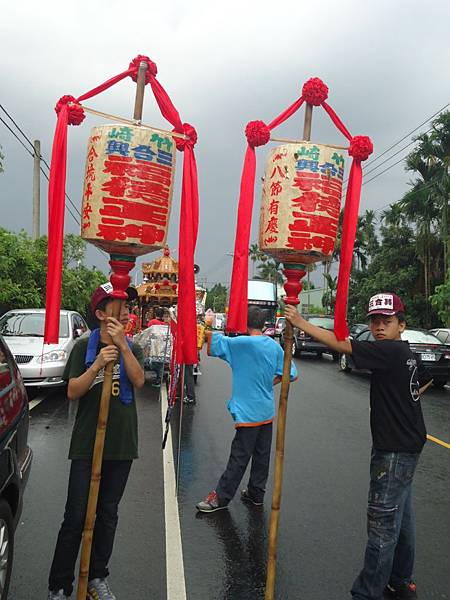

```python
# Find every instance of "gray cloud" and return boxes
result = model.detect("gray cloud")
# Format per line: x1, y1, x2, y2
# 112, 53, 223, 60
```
1, 0, 449, 287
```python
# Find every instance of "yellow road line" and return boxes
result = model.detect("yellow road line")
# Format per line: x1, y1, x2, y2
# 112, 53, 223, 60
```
427, 434, 450, 450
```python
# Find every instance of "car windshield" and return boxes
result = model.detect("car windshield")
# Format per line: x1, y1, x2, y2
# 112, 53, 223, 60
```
402, 329, 442, 344
307, 317, 334, 330
0, 313, 69, 338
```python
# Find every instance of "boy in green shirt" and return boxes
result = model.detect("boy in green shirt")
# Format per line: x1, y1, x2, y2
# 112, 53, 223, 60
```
48, 283, 144, 600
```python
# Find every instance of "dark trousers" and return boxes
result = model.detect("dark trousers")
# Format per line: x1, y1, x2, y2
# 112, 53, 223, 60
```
351, 450, 419, 600
184, 364, 196, 401
49, 459, 132, 595
216, 422, 273, 505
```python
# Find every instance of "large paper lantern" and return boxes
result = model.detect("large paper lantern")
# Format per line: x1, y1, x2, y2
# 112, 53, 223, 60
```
259, 142, 344, 265
81, 124, 176, 256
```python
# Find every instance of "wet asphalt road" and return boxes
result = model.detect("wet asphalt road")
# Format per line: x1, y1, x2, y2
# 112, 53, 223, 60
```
8, 352, 450, 600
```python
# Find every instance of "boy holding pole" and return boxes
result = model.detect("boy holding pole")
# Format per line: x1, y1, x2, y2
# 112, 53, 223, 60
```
196, 306, 297, 512
285, 292, 432, 600
47, 283, 145, 600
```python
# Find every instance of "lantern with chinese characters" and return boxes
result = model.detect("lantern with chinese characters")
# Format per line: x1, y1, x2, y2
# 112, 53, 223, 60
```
81, 124, 176, 256
259, 142, 344, 266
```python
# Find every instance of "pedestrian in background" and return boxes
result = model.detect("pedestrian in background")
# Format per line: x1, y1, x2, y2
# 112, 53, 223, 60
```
285, 292, 433, 600
196, 306, 297, 512
47, 283, 145, 600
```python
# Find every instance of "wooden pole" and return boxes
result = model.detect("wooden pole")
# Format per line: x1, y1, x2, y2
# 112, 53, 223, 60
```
265, 103, 313, 600
76, 63, 148, 600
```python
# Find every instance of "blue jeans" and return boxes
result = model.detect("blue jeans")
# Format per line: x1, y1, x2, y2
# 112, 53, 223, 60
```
351, 449, 420, 600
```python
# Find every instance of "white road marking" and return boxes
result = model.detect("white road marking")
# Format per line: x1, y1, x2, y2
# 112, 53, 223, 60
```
28, 395, 45, 410
161, 385, 187, 600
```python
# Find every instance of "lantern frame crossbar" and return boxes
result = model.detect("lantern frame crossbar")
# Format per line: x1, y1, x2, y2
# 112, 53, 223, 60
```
269, 136, 348, 150
72, 103, 189, 140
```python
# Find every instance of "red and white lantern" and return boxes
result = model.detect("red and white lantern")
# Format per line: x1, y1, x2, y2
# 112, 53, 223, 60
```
81, 124, 176, 256
259, 142, 344, 264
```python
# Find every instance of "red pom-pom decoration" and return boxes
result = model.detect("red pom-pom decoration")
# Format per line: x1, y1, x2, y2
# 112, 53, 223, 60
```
349, 135, 373, 161
245, 120, 271, 148
129, 55, 158, 83
172, 284, 177, 291
155, 283, 160, 290
302, 77, 329, 106
55, 95, 85, 126
175, 123, 198, 151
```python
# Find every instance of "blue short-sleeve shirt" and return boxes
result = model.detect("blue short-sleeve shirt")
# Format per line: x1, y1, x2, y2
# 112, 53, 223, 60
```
210, 333, 297, 426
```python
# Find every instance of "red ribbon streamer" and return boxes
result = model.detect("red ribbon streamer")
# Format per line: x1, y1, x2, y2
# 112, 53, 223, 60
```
227, 84, 371, 339
44, 59, 199, 364
226, 96, 305, 334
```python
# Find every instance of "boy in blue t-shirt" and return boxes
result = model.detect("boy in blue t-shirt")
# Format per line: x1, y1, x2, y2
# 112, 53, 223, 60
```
196, 306, 297, 512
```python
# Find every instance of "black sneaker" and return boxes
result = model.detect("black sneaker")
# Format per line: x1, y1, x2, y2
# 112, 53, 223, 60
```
183, 396, 196, 405
384, 581, 418, 599
196, 490, 227, 513
240, 488, 263, 506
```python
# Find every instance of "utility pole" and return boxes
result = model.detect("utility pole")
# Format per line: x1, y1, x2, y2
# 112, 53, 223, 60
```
32, 140, 41, 240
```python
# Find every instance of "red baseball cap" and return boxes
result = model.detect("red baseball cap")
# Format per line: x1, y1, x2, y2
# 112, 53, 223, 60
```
90, 282, 138, 313
367, 293, 405, 317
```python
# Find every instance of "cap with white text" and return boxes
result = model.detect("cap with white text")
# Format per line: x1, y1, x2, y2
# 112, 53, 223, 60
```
367, 293, 405, 317
90, 282, 138, 313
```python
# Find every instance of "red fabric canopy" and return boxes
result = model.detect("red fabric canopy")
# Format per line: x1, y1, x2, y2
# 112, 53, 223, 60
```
226, 78, 373, 339
44, 56, 199, 364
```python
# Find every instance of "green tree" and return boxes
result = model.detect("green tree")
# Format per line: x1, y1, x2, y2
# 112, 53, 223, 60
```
205, 283, 228, 312
430, 271, 450, 324
0, 228, 106, 318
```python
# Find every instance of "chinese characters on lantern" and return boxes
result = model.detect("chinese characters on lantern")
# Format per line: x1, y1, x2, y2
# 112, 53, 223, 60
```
259, 143, 344, 262
81, 125, 176, 255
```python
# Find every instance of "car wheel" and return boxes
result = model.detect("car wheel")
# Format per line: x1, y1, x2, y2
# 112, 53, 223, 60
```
433, 380, 447, 389
339, 354, 352, 373
0, 499, 14, 600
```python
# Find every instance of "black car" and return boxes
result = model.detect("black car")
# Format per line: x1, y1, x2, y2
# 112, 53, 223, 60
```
0, 335, 32, 598
339, 328, 450, 388
282, 314, 338, 360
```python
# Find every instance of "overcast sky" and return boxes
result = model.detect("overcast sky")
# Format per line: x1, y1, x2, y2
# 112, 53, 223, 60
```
1, 0, 450, 288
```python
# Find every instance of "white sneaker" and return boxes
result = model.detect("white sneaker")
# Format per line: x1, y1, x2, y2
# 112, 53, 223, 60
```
47, 591, 69, 600
87, 578, 116, 600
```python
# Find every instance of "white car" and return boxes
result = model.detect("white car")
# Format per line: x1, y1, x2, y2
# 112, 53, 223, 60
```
0, 309, 89, 388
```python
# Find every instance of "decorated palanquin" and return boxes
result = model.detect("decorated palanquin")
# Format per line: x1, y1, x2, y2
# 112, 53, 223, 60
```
81, 125, 176, 255
259, 142, 344, 264
136, 247, 179, 322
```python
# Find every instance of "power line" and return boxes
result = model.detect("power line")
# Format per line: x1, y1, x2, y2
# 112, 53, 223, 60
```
363, 101, 450, 169
341, 101, 449, 191
0, 104, 107, 258
0, 115, 34, 158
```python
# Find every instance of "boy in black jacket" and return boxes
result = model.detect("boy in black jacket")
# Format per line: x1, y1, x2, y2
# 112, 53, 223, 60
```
285, 293, 432, 600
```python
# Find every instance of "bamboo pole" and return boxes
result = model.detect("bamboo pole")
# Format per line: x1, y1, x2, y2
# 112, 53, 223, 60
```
76, 61, 148, 600
265, 104, 313, 600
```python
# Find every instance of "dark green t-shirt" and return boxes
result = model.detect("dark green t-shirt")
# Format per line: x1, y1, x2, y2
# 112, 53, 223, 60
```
63, 336, 144, 460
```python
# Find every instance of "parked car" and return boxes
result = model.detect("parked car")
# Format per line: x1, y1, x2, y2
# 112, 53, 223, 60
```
339, 328, 450, 388
349, 323, 369, 337
263, 322, 276, 338
0, 309, 89, 388
281, 314, 338, 360
274, 317, 285, 338
429, 328, 450, 345
0, 335, 33, 598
